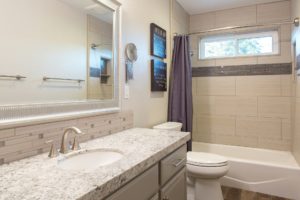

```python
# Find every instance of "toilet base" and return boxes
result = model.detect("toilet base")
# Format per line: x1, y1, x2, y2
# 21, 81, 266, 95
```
187, 177, 224, 200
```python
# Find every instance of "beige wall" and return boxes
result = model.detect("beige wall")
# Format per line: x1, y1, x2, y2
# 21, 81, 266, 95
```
191, 1, 293, 151
119, 0, 189, 128
0, 0, 87, 104
291, 0, 300, 163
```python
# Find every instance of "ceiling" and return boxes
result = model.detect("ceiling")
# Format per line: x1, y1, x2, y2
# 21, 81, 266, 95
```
176, 0, 283, 15
60, 0, 113, 24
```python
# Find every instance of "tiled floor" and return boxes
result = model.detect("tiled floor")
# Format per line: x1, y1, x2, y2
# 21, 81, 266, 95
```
222, 186, 291, 200
187, 186, 291, 200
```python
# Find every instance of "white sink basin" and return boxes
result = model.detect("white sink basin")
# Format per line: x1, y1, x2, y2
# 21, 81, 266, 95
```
58, 149, 123, 171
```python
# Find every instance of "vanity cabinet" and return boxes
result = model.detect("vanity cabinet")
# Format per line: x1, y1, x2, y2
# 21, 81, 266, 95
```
105, 145, 187, 200
160, 168, 187, 200
106, 164, 159, 200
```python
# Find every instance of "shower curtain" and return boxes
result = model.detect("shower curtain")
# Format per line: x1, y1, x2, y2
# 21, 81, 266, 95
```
168, 35, 193, 151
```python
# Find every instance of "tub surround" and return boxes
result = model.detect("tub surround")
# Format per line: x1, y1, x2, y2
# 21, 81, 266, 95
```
190, 0, 293, 151
0, 128, 190, 200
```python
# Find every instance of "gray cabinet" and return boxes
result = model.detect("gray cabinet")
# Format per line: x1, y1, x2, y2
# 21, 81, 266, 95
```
160, 168, 187, 200
106, 145, 187, 200
106, 164, 159, 200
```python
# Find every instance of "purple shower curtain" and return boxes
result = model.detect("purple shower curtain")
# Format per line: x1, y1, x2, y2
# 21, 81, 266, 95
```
168, 35, 193, 151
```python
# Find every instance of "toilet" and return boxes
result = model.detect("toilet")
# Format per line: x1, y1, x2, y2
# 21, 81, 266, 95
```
153, 122, 229, 200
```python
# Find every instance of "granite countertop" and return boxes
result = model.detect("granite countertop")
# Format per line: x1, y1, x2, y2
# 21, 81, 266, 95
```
0, 128, 190, 200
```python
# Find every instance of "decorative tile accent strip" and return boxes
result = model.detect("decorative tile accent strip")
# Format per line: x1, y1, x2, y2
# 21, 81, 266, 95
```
222, 186, 290, 200
0, 111, 133, 165
192, 63, 292, 77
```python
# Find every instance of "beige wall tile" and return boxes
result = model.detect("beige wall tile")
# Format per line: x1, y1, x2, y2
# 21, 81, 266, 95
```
257, 1, 291, 23
257, 42, 292, 64
215, 135, 258, 147
197, 77, 236, 96
197, 115, 236, 136
215, 6, 256, 28
195, 96, 216, 115
189, 35, 199, 51
215, 57, 257, 66
236, 75, 281, 96
258, 138, 291, 151
280, 24, 292, 42
189, 12, 215, 32
236, 117, 281, 139
282, 119, 292, 139
193, 132, 216, 143
281, 75, 293, 96
215, 96, 257, 117
192, 57, 216, 67
258, 96, 291, 118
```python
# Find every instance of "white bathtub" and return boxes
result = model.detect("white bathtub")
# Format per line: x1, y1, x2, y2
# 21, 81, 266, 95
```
192, 142, 300, 199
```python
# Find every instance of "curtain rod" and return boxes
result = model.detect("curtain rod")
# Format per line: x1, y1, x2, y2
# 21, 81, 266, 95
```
174, 17, 299, 36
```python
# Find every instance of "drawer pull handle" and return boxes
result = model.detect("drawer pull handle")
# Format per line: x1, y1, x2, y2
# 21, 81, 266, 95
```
172, 158, 186, 167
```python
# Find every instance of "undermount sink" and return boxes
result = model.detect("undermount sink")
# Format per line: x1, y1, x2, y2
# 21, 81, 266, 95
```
58, 149, 124, 171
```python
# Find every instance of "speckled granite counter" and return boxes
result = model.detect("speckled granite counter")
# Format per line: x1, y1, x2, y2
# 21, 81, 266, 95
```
0, 128, 190, 200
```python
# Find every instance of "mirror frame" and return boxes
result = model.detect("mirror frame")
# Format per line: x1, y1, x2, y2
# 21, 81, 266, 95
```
0, 0, 122, 129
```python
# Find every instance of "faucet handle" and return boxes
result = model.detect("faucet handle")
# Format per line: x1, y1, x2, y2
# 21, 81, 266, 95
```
45, 140, 59, 158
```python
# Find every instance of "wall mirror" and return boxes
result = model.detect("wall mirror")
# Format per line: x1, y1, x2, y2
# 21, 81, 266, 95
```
0, 0, 121, 127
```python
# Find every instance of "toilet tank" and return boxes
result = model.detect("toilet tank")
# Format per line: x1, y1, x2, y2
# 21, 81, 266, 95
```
153, 122, 183, 131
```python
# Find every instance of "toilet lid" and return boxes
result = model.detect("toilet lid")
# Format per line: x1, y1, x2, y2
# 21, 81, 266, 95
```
187, 152, 228, 167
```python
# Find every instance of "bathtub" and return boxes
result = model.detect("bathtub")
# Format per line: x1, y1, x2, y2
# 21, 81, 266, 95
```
192, 142, 300, 199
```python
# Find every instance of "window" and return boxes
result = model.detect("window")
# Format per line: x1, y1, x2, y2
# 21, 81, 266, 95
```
199, 31, 279, 59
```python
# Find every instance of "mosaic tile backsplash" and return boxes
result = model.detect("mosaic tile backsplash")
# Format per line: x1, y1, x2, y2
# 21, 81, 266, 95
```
0, 111, 133, 165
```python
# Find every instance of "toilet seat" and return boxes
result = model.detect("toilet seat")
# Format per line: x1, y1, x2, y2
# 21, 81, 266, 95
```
187, 152, 228, 167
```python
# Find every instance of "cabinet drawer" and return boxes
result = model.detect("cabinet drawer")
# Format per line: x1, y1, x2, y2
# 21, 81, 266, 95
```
160, 167, 187, 200
160, 145, 187, 185
106, 164, 159, 200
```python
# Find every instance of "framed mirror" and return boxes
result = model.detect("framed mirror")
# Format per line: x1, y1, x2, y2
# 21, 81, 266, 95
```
0, 0, 121, 128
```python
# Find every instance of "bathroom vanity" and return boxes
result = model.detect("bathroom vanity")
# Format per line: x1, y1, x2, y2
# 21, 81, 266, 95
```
0, 128, 190, 200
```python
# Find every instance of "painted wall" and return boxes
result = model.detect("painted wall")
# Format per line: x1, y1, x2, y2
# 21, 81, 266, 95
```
0, 0, 87, 104
291, 0, 300, 163
119, 0, 189, 128
190, 0, 293, 150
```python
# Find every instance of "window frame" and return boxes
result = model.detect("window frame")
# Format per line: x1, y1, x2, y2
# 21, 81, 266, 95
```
199, 30, 279, 60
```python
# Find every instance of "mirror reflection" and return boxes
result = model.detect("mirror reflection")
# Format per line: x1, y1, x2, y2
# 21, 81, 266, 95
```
0, 0, 115, 105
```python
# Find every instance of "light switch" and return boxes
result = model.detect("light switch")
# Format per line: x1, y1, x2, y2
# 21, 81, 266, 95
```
124, 84, 130, 99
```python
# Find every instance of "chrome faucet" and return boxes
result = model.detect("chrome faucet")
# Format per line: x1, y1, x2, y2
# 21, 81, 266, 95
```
60, 127, 85, 154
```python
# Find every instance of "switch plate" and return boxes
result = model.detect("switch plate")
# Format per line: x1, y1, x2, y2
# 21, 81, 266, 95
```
124, 84, 130, 99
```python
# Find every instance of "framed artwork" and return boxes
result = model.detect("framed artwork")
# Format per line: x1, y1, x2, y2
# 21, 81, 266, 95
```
150, 23, 167, 59
151, 59, 167, 91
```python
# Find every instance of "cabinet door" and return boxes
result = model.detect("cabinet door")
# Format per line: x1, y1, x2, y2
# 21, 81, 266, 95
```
160, 168, 187, 200
106, 164, 159, 200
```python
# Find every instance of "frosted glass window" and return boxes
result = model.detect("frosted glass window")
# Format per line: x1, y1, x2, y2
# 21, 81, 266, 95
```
200, 31, 279, 59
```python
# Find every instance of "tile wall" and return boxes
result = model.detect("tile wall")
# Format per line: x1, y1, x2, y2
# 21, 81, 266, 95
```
0, 111, 133, 165
190, 1, 293, 150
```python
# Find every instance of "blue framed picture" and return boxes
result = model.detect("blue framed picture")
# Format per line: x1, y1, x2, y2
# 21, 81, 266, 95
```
151, 59, 167, 91
150, 23, 166, 59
